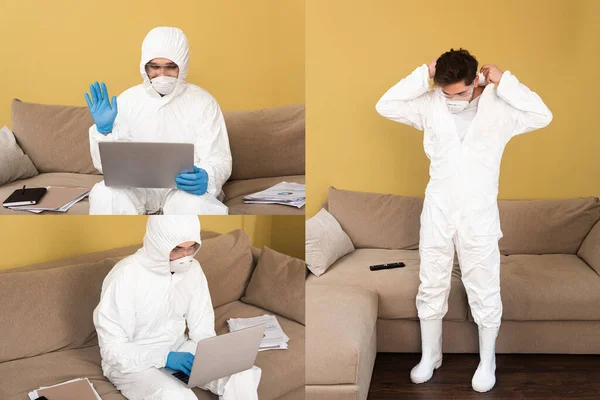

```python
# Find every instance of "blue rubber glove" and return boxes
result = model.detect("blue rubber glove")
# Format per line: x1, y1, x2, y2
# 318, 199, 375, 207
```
85, 81, 118, 134
175, 166, 209, 195
166, 351, 195, 376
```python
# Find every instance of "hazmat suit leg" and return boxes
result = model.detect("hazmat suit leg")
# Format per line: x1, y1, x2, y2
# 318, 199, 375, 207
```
109, 367, 198, 400
412, 200, 455, 383
454, 221, 502, 329
89, 181, 146, 215
162, 190, 228, 215
455, 213, 502, 392
415, 200, 456, 321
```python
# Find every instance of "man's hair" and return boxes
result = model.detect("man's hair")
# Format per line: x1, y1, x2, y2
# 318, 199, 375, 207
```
434, 48, 478, 86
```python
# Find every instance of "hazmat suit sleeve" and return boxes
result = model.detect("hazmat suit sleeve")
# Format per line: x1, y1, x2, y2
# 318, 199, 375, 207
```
89, 97, 129, 174
194, 99, 232, 197
496, 71, 553, 137
177, 265, 216, 354
93, 269, 170, 374
375, 64, 432, 131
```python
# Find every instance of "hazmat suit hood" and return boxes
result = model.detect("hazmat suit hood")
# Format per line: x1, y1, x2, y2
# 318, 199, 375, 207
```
137, 216, 201, 274
140, 26, 190, 98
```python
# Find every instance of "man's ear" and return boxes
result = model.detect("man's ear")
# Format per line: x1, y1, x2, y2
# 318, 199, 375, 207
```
474, 74, 480, 87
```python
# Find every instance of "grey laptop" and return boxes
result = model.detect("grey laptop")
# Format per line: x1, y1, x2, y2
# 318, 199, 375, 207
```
164, 324, 266, 388
99, 142, 194, 189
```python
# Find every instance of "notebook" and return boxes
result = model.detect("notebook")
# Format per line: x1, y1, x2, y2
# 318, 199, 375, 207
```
2, 187, 47, 207
9, 187, 90, 213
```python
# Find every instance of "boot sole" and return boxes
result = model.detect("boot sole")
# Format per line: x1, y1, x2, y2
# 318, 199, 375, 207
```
472, 379, 496, 393
410, 359, 443, 384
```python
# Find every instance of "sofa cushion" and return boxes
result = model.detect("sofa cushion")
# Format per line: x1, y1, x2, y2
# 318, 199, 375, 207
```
242, 247, 306, 325
0, 258, 117, 363
195, 229, 255, 308
306, 208, 355, 277
224, 105, 305, 181
214, 301, 305, 400
491, 254, 600, 321
327, 187, 423, 250
306, 248, 468, 321
498, 197, 600, 255
0, 346, 124, 400
11, 99, 99, 174
223, 175, 305, 215
0, 173, 103, 215
578, 221, 600, 275
0, 125, 38, 186
306, 284, 377, 388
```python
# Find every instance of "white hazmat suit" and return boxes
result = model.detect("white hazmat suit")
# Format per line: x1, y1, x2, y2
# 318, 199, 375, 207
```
376, 64, 552, 391
93, 216, 261, 400
89, 27, 232, 215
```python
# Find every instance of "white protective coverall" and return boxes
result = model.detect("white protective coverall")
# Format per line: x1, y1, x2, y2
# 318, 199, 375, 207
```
88, 27, 232, 215
93, 216, 261, 400
376, 64, 552, 329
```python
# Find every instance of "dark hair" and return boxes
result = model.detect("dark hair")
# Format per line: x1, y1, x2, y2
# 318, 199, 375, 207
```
434, 48, 478, 86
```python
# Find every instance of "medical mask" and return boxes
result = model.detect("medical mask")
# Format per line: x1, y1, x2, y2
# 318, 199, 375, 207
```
444, 83, 475, 114
150, 75, 177, 95
169, 255, 194, 273
446, 99, 471, 114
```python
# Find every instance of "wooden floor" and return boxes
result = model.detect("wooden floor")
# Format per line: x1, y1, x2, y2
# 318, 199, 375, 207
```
368, 353, 600, 399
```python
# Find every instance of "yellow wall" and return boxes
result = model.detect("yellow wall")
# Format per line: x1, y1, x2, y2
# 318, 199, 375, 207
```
0, 215, 305, 270
306, 0, 600, 216
271, 215, 305, 260
0, 0, 305, 127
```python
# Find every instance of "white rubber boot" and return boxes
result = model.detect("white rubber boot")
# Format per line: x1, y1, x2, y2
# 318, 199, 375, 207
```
410, 319, 443, 384
472, 326, 499, 392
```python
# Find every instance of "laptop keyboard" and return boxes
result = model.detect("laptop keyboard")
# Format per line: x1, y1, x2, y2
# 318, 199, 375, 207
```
172, 371, 190, 384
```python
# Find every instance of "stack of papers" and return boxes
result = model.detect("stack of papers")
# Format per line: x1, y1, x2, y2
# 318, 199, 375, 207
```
28, 378, 101, 400
10, 186, 90, 214
227, 314, 289, 351
243, 182, 305, 208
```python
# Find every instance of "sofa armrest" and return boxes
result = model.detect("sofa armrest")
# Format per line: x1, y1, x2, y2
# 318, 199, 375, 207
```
578, 220, 600, 275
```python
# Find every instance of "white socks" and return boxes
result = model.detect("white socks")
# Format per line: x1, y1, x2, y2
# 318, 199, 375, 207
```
471, 326, 499, 393
410, 319, 443, 384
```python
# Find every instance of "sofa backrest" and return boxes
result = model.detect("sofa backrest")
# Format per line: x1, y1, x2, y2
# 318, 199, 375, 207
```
325, 187, 600, 255
224, 104, 305, 180
11, 99, 98, 175
0, 230, 256, 363
10, 99, 305, 181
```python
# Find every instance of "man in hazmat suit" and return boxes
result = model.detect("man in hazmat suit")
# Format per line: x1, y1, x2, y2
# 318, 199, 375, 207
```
375, 48, 552, 392
93, 216, 261, 399
85, 27, 232, 215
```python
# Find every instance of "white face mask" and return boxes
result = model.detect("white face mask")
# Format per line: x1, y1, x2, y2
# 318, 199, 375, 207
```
443, 83, 475, 114
169, 255, 194, 273
150, 75, 177, 95
446, 99, 471, 114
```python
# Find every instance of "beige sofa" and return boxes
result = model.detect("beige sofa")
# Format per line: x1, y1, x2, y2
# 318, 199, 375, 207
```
306, 187, 600, 400
0, 230, 305, 400
0, 100, 305, 215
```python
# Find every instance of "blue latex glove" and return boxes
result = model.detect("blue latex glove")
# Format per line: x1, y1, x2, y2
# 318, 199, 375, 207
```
85, 81, 117, 134
166, 351, 195, 376
175, 166, 209, 195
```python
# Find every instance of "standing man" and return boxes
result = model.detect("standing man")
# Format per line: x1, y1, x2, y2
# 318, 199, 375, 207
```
376, 48, 552, 392
85, 27, 232, 215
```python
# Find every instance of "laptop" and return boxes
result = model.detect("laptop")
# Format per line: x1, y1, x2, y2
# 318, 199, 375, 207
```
99, 142, 194, 189
163, 324, 266, 388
